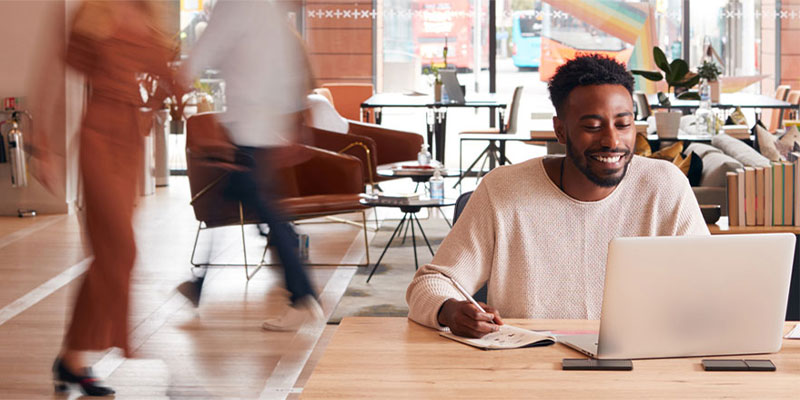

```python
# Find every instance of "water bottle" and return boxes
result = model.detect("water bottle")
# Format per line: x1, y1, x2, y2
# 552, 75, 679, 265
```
429, 168, 444, 200
417, 143, 431, 165
441, 86, 449, 104
694, 80, 714, 135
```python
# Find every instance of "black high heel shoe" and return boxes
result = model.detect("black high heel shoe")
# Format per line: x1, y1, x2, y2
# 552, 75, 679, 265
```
53, 358, 115, 396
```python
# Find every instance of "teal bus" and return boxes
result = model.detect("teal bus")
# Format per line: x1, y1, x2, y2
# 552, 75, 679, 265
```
511, 10, 542, 70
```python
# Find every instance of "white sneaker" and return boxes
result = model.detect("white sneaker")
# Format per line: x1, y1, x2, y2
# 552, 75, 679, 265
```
261, 296, 324, 331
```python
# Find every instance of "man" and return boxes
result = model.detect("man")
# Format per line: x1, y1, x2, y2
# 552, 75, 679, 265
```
179, 0, 322, 331
406, 55, 709, 338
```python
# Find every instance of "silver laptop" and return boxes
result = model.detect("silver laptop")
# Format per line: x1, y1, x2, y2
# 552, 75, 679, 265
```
440, 70, 466, 104
559, 234, 795, 359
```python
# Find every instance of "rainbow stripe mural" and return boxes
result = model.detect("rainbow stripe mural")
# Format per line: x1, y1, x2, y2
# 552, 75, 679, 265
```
543, 0, 658, 92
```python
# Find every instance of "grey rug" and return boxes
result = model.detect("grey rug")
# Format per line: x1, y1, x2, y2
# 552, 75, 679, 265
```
329, 216, 451, 324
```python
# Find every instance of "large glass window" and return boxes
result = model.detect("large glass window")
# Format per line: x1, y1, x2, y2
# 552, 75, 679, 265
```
690, 0, 761, 93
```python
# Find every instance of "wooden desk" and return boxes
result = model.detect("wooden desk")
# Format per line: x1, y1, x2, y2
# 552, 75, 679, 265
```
302, 317, 800, 399
529, 118, 557, 141
709, 216, 800, 320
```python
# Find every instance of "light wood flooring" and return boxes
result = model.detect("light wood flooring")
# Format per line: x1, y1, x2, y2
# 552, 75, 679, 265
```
0, 176, 375, 399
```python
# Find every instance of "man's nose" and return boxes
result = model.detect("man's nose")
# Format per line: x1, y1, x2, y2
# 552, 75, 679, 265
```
599, 125, 620, 149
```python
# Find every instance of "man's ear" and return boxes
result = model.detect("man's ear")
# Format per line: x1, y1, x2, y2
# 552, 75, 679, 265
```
553, 115, 566, 145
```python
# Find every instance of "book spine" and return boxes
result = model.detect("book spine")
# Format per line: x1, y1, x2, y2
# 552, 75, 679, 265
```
737, 169, 745, 227
794, 156, 800, 227
784, 162, 794, 226
727, 172, 739, 227
773, 162, 783, 226
765, 164, 772, 227
756, 167, 765, 226
744, 167, 756, 226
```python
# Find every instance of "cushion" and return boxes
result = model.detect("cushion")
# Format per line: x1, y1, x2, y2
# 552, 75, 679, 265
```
697, 150, 743, 187
634, 135, 702, 184
755, 123, 783, 162
306, 94, 349, 134
650, 141, 683, 161
684, 142, 721, 158
711, 133, 771, 168
728, 106, 748, 126
776, 126, 800, 160
674, 152, 703, 187
634, 133, 651, 157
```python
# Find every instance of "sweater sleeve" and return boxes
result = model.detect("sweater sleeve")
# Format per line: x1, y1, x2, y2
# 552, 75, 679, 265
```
668, 164, 711, 236
406, 179, 497, 329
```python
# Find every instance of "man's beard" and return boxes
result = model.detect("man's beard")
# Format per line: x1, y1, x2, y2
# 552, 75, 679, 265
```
565, 135, 632, 188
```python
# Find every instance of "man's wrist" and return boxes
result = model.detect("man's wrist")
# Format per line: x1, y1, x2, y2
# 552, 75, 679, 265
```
437, 298, 456, 327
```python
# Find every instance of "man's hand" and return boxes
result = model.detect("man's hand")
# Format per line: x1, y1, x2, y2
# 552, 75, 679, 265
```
437, 298, 504, 338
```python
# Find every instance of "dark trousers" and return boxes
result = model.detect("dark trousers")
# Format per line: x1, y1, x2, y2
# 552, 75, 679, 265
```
227, 146, 316, 304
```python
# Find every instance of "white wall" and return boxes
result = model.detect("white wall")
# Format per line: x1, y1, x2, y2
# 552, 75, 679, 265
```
0, 1, 82, 216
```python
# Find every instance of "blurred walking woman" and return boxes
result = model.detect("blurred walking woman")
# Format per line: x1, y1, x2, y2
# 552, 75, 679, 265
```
42, 1, 178, 396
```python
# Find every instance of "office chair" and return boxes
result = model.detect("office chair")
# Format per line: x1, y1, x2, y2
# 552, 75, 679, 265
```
763, 85, 791, 132
454, 86, 523, 188
781, 89, 800, 128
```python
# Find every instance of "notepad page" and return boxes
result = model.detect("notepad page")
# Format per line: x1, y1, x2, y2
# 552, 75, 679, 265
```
440, 325, 555, 350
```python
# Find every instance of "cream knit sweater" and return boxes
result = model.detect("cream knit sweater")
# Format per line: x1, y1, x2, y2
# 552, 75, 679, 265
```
406, 156, 710, 329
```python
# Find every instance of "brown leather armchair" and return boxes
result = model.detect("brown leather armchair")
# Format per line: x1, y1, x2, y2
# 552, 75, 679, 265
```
186, 113, 371, 280
321, 82, 375, 122
306, 94, 424, 187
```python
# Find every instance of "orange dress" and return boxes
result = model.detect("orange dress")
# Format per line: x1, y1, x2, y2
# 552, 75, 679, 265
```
63, 20, 173, 357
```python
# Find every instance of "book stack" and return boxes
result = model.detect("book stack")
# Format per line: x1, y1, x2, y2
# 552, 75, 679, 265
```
721, 125, 750, 140
374, 192, 420, 205
725, 153, 800, 227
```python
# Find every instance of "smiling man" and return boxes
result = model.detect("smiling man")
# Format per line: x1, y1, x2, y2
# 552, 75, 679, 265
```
406, 55, 709, 338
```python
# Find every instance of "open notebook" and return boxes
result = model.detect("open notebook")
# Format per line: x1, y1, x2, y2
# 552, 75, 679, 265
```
440, 324, 556, 350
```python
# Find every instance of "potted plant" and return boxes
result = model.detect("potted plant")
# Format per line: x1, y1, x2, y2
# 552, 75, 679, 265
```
424, 64, 443, 102
632, 47, 702, 138
632, 46, 702, 104
423, 40, 449, 102
697, 60, 723, 102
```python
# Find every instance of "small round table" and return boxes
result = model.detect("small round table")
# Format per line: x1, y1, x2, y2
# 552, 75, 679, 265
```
360, 197, 456, 282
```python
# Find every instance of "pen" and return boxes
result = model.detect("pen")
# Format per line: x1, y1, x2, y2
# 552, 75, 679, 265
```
447, 275, 487, 314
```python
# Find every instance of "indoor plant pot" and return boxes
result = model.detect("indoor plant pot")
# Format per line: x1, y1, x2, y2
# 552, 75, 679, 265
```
709, 80, 721, 102
655, 111, 682, 139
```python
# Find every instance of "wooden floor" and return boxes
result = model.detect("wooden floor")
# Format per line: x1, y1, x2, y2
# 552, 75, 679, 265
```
0, 177, 374, 399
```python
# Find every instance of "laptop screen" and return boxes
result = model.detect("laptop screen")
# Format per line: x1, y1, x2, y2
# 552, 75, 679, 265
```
439, 70, 465, 104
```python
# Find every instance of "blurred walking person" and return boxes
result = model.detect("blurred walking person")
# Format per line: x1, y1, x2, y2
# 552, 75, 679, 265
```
178, 0, 323, 331
30, 1, 179, 396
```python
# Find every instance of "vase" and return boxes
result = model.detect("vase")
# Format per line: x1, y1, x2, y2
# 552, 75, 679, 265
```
709, 80, 721, 102
169, 119, 184, 135
434, 82, 442, 102
655, 111, 682, 139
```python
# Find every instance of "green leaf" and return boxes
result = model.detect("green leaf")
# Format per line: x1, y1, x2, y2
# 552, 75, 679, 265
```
653, 47, 670, 75
668, 59, 689, 84
677, 91, 701, 100
677, 74, 701, 89
631, 69, 663, 81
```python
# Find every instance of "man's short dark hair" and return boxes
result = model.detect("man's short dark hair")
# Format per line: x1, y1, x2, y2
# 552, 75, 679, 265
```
548, 54, 634, 116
